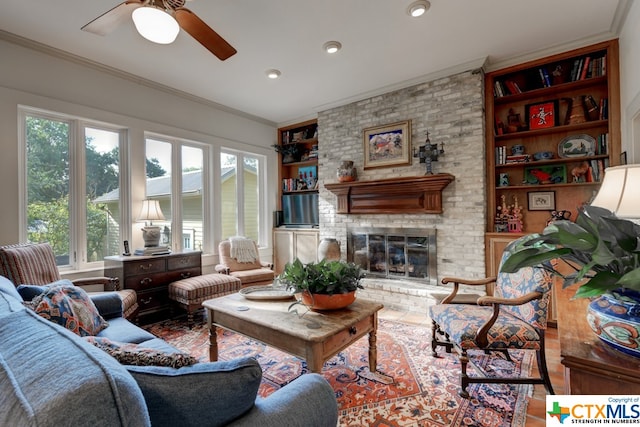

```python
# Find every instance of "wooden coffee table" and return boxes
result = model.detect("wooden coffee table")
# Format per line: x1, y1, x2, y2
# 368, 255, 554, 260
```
202, 293, 384, 373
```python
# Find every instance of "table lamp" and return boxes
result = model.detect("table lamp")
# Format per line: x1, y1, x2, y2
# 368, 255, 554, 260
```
138, 199, 165, 247
590, 164, 640, 221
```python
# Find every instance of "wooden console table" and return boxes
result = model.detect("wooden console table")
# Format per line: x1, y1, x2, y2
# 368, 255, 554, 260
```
557, 284, 640, 394
105, 251, 201, 322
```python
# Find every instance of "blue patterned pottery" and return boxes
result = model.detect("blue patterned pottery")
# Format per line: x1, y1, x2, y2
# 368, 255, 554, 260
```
587, 288, 640, 358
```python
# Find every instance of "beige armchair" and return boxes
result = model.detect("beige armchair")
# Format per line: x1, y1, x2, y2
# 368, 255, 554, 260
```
215, 239, 275, 287
0, 243, 138, 320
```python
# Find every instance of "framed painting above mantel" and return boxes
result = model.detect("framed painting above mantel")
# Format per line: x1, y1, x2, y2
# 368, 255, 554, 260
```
363, 120, 412, 169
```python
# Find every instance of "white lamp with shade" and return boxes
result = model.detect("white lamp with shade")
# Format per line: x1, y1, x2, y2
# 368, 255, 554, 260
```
590, 164, 640, 220
138, 199, 165, 247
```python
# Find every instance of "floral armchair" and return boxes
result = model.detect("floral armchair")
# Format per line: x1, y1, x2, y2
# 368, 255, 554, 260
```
428, 235, 555, 398
0, 243, 138, 320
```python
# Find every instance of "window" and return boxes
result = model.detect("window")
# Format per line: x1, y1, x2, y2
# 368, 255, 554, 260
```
145, 136, 206, 252
20, 108, 269, 268
182, 145, 203, 250
220, 150, 264, 243
21, 108, 124, 268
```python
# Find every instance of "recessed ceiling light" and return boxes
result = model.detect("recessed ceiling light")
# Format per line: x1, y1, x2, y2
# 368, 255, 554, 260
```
266, 69, 281, 79
323, 41, 342, 54
407, 0, 430, 17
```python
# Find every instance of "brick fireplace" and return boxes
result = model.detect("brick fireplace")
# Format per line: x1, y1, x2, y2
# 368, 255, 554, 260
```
315, 68, 487, 312
347, 227, 437, 285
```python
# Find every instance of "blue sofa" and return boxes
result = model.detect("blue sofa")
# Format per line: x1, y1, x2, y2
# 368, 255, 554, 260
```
0, 276, 338, 426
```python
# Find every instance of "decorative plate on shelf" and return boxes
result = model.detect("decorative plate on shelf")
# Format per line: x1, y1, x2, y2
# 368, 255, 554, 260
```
239, 286, 295, 301
558, 134, 596, 158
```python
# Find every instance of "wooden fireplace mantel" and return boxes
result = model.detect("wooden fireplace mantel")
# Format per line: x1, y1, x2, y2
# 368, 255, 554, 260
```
324, 174, 455, 214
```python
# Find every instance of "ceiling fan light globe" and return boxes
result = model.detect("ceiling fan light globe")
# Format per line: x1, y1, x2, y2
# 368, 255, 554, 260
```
132, 7, 180, 44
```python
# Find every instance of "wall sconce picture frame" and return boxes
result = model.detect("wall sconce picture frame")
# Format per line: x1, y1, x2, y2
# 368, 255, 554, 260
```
526, 100, 558, 130
528, 191, 555, 211
363, 120, 411, 169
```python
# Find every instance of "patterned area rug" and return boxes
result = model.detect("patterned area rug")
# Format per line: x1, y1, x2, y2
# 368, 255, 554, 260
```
143, 318, 533, 426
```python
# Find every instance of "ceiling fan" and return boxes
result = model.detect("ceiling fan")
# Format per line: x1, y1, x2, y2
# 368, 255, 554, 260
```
81, 0, 237, 61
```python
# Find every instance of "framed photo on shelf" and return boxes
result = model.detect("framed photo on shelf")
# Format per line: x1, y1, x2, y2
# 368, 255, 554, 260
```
363, 120, 411, 169
526, 100, 558, 130
528, 191, 555, 211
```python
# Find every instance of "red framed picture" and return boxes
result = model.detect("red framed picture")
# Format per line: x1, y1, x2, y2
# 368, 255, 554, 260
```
526, 100, 558, 130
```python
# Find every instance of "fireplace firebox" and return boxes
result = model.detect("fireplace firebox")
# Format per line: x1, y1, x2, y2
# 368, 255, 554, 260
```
347, 227, 437, 285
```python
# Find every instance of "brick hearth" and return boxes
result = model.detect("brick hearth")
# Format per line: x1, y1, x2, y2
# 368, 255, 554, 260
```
358, 278, 485, 313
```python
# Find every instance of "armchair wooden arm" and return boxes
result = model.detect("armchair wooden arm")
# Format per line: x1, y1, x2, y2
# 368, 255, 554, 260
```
441, 277, 497, 286
474, 291, 544, 348
438, 276, 496, 304
72, 276, 120, 291
215, 264, 231, 274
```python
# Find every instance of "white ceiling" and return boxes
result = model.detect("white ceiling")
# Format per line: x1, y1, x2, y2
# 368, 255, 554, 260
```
0, 0, 629, 125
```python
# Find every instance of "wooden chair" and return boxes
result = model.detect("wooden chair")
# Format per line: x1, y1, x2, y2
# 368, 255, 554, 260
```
0, 243, 138, 320
215, 238, 275, 287
428, 235, 555, 398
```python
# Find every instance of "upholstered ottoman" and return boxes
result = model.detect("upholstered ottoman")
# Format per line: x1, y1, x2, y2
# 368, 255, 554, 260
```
168, 274, 242, 324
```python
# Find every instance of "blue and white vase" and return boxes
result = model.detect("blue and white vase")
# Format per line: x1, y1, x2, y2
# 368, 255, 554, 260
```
587, 288, 640, 358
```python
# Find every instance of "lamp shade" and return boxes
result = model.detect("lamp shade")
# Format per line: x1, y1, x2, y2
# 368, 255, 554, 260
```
132, 6, 180, 44
138, 199, 165, 223
590, 164, 640, 219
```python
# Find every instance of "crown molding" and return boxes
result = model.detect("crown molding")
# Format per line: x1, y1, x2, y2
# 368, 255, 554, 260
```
0, 30, 276, 127
312, 57, 487, 116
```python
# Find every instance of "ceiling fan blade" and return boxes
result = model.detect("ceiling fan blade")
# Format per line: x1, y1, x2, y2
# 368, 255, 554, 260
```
174, 8, 237, 61
82, 0, 144, 36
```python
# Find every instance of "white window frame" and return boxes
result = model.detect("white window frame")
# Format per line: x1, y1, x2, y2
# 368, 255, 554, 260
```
220, 148, 268, 247
18, 106, 129, 271
145, 133, 211, 254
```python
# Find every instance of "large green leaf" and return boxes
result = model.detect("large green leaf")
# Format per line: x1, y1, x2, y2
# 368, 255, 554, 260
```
574, 271, 621, 298
500, 247, 572, 273
617, 268, 640, 289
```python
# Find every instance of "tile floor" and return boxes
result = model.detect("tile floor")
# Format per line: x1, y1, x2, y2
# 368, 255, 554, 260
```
378, 307, 562, 426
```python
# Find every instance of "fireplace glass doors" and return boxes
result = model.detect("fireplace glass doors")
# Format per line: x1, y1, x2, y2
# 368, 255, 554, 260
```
347, 227, 437, 285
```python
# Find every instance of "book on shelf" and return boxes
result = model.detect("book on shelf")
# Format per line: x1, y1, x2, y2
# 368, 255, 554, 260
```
504, 80, 522, 95
495, 146, 507, 165
579, 56, 591, 80
588, 159, 605, 182
494, 80, 506, 98
571, 57, 585, 81
538, 68, 551, 87
599, 98, 608, 120
505, 154, 531, 164
597, 133, 609, 155
570, 54, 606, 82
134, 246, 171, 256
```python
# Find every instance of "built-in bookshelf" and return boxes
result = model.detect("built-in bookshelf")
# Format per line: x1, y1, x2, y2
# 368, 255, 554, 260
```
485, 39, 621, 236
276, 119, 319, 201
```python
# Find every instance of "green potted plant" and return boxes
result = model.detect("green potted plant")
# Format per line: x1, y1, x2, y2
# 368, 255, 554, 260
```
500, 204, 640, 357
277, 258, 365, 311
271, 143, 300, 164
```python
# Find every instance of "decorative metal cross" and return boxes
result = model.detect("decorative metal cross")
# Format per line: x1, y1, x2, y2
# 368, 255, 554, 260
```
413, 131, 445, 174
